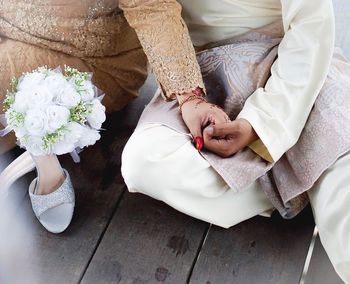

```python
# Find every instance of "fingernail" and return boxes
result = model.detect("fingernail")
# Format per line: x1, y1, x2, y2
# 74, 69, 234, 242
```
206, 126, 214, 135
194, 136, 204, 151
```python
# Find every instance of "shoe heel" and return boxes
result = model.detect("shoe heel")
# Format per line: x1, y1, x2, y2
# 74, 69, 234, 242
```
0, 151, 35, 193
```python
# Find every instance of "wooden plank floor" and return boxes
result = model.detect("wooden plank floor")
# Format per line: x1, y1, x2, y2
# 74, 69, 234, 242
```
1, 125, 344, 284
0, 75, 345, 284
189, 209, 315, 284
82, 192, 208, 284
1, 2, 350, 283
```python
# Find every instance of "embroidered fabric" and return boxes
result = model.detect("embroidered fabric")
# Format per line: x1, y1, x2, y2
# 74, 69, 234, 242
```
136, 26, 350, 218
120, 0, 205, 99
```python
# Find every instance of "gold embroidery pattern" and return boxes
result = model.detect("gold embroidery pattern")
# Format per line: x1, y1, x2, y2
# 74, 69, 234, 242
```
121, 0, 205, 99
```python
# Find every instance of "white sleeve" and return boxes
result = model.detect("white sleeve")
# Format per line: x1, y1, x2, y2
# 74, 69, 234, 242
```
237, 0, 335, 162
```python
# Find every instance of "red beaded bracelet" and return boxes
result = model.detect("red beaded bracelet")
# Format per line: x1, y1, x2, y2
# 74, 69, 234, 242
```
192, 87, 204, 97
178, 87, 206, 111
178, 95, 206, 110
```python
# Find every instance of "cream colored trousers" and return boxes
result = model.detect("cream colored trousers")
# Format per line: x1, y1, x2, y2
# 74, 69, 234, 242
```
121, 123, 350, 283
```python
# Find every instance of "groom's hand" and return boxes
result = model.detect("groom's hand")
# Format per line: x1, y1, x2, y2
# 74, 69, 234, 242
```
203, 118, 258, 157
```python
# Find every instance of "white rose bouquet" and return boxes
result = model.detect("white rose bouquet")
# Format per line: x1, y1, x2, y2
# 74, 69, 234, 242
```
2, 66, 106, 156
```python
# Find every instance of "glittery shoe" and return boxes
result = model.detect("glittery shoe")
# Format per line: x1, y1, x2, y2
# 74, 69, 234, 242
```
29, 169, 75, 234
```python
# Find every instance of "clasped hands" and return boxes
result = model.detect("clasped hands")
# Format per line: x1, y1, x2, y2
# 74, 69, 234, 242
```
180, 97, 258, 157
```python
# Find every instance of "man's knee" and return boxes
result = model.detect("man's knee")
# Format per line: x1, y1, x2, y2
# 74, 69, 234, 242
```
121, 124, 190, 192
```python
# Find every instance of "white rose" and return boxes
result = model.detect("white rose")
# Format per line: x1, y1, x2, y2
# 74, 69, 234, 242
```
26, 85, 54, 109
65, 122, 85, 143
44, 73, 66, 90
78, 80, 95, 101
17, 72, 45, 91
21, 136, 48, 156
52, 80, 80, 108
87, 99, 106, 129
46, 105, 70, 133
53, 141, 76, 156
24, 109, 48, 136
52, 122, 84, 155
13, 125, 27, 139
12, 91, 29, 113
44, 73, 68, 94
76, 127, 100, 149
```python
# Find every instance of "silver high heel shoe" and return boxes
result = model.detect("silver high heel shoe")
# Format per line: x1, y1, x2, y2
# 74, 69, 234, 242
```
0, 152, 75, 233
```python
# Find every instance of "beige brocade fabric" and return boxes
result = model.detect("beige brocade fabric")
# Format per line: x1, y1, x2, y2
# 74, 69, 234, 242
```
0, 0, 148, 153
119, 0, 205, 99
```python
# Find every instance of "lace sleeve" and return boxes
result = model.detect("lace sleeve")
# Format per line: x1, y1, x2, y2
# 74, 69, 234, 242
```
119, 0, 205, 100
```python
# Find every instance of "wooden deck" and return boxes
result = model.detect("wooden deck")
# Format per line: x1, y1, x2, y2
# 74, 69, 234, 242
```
2, 1, 350, 281
0, 75, 345, 284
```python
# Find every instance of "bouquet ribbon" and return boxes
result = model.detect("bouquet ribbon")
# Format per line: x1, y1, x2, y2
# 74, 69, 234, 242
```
0, 114, 11, 137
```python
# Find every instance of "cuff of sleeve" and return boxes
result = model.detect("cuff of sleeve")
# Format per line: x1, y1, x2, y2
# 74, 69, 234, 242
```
159, 82, 206, 102
248, 139, 274, 163
237, 100, 291, 162
153, 66, 206, 101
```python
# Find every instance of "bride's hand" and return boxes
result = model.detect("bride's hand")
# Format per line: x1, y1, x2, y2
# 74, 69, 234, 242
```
203, 118, 258, 157
180, 97, 230, 144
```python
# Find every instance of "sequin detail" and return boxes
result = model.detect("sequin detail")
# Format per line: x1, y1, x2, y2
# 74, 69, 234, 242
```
0, 0, 132, 57
29, 169, 75, 217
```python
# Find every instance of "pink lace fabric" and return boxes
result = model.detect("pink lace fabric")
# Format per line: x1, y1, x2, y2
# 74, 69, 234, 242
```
138, 22, 350, 218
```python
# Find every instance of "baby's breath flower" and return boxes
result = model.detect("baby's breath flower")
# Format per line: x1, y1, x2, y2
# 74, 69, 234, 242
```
34, 66, 50, 77
70, 101, 93, 124
6, 109, 25, 128
10, 77, 18, 91
64, 65, 89, 89
42, 126, 65, 150
3, 90, 15, 111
